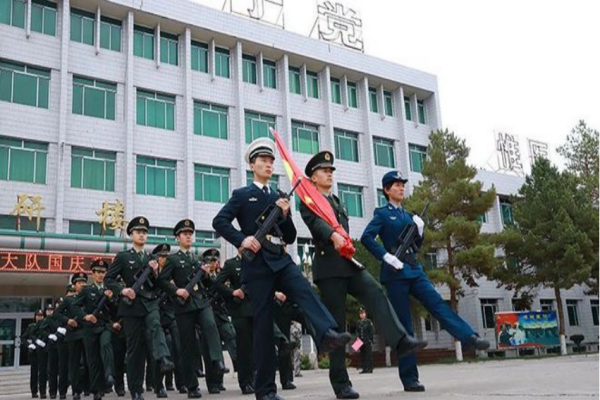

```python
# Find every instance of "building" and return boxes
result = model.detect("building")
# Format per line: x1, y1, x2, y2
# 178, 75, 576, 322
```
0, 0, 597, 368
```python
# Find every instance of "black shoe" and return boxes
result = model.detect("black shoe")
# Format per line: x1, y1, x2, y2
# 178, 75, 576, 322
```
187, 388, 202, 398
222, 367, 230, 373
217, 384, 226, 391
155, 388, 168, 398
73, 394, 81, 400
207, 387, 220, 394
396, 335, 428, 358
60, 395, 67, 400
50, 395, 57, 400
241, 384, 254, 395
32, 394, 38, 399
132, 393, 144, 400
92, 393, 102, 400
178, 387, 188, 394
336, 386, 359, 399
404, 381, 425, 392
359, 369, 373, 374
212, 360, 227, 374
106, 375, 115, 387
195, 369, 205, 378
116, 389, 125, 397
464, 334, 490, 351
281, 382, 296, 390
160, 357, 175, 374
40, 395, 47, 399
321, 329, 352, 352
165, 385, 175, 391
257, 393, 285, 400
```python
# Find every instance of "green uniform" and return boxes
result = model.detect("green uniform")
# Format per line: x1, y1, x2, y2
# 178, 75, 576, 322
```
23, 321, 47, 397
356, 318, 375, 372
104, 248, 171, 397
155, 290, 184, 392
38, 314, 62, 398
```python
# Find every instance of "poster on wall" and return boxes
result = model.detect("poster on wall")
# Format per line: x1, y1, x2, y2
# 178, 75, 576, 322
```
495, 311, 560, 348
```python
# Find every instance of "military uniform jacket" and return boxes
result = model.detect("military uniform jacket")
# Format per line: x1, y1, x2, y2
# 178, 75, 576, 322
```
360, 203, 425, 284
205, 272, 231, 323
212, 184, 297, 282
105, 248, 160, 317
22, 321, 44, 348
55, 296, 85, 342
159, 250, 211, 315
73, 284, 115, 335
356, 318, 375, 344
38, 315, 62, 346
300, 192, 357, 282
215, 257, 253, 318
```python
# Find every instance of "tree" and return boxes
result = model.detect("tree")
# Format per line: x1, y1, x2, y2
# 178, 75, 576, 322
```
404, 129, 499, 312
493, 158, 595, 336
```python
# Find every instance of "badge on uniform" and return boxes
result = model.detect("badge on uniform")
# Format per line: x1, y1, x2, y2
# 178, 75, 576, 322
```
249, 197, 258, 202
390, 216, 397, 220
193, 284, 199, 291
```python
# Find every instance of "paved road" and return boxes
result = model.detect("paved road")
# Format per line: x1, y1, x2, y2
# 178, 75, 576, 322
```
1, 354, 598, 399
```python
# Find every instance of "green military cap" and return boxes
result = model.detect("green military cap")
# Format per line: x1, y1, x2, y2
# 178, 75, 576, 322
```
126, 216, 150, 235
45, 304, 55, 312
202, 248, 220, 261
152, 243, 171, 256
35, 309, 44, 316
70, 272, 88, 285
65, 284, 75, 293
304, 150, 336, 177
90, 259, 108, 272
174, 219, 195, 236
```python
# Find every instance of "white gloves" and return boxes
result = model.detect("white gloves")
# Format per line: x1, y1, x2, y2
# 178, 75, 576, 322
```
56, 327, 67, 336
35, 339, 46, 348
28, 344, 36, 351
412, 215, 424, 237
48, 334, 58, 342
383, 253, 404, 270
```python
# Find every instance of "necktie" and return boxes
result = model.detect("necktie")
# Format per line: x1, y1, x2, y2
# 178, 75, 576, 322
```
262, 186, 269, 195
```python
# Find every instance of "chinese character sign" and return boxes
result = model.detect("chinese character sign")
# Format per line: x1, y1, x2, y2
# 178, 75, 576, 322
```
496, 133, 524, 175
10, 194, 45, 231
317, 1, 364, 52
96, 200, 126, 234
229, 0, 285, 28
0, 251, 112, 274
528, 139, 549, 164
495, 311, 559, 349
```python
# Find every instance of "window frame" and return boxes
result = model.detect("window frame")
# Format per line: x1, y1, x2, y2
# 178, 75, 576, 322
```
291, 120, 319, 155
135, 155, 176, 198
72, 76, 117, 120
334, 129, 359, 162
70, 146, 116, 192
373, 137, 395, 168
0, 136, 48, 184
194, 164, 230, 204
136, 89, 176, 131
337, 183, 364, 218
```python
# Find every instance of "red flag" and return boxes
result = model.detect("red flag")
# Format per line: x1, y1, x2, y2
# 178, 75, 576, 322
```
271, 128, 358, 261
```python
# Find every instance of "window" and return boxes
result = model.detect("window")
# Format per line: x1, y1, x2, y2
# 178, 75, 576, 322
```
160, 32, 178, 66
566, 300, 580, 326
136, 89, 175, 130
194, 101, 228, 139
540, 299, 554, 312
591, 300, 599, 326
133, 25, 155, 60
196, 230, 218, 245
500, 198, 514, 226
369, 87, 378, 113
480, 298, 498, 329
424, 315, 438, 332
0, 0, 26, 29
477, 213, 488, 224
136, 156, 176, 198
191, 41, 208, 72
338, 184, 363, 218
215, 47, 230, 78
100, 16, 121, 52
246, 171, 279, 191
0, 136, 47, 184
347, 81, 358, 108
69, 220, 114, 236
194, 165, 229, 203
70, 8, 94, 45
72, 76, 116, 120
289, 66, 301, 95
512, 298, 529, 312
297, 237, 315, 262
307, 71, 319, 99
404, 96, 412, 121
70, 147, 115, 191
330, 77, 341, 104
334, 129, 359, 162
147, 227, 172, 241
31, 0, 56, 36
422, 252, 438, 270
0, 215, 46, 232
245, 111, 275, 143
263, 59, 277, 89
384, 91, 393, 116
242, 54, 257, 84
0, 59, 50, 109
373, 137, 395, 167
377, 189, 386, 207
417, 99, 426, 124
409, 143, 427, 173
292, 121, 319, 154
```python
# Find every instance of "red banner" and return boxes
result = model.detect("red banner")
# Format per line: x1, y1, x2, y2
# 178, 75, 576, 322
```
0, 251, 113, 274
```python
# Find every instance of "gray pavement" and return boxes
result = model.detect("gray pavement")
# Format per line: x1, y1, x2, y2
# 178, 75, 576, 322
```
0, 354, 598, 399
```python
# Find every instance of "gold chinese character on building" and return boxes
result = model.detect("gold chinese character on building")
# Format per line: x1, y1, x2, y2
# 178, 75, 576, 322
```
10, 194, 45, 231
96, 199, 126, 235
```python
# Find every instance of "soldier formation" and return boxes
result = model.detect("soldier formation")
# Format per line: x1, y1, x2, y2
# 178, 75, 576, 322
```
23, 138, 489, 400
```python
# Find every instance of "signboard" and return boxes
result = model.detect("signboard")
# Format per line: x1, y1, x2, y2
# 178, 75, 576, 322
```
496, 132, 524, 175
315, 0, 364, 52
495, 311, 560, 348
0, 251, 113, 274
528, 139, 549, 164
225, 0, 285, 28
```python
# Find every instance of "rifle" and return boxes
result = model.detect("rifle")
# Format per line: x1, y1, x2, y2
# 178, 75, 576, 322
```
122, 255, 157, 306
176, 258, 208, 306
392, 201, 430, 266
242, 178, 302, 263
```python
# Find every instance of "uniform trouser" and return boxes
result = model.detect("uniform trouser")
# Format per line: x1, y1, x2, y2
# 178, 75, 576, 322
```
57, 341, 70, 396
123, 310, 171, 395
47, 345, 59, 396
202, 334, 223, 390
111, 332, 126, 393
29, 350, 38, 395
274, 310, 293, 385
144, 340, 155, 390
360, 342, 373, 372
67, 339, 87, 395
386, 275, 476, 386
245, 264, 337, 398
177, 307, 223, 391
232, 317, 253, 389
316, 271, 407, 394
37, 349, 48, 395
216, 316, 238, 370
155, 320, 184, 391
83, 328, 115, 394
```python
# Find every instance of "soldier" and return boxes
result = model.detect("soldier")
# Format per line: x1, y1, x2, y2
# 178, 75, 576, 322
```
158, 219, 226, 399
213, 138, 351, 400
361, 170, 490, 392
299, 151, 427, 399
104, 216, 175, 400
23, 309, 46, 399
356, 308, 374, 374
56, 286, 76, 400
73, 260, 116, 400
39, 304, 61, 399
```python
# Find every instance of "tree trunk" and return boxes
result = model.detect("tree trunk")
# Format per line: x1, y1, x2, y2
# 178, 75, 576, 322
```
554, 286, 565, 335
447, 245, 457, 313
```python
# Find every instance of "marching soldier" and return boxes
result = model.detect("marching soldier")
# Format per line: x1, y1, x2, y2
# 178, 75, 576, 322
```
158, 219, 226, 399
299, 151, 427, 399
39, 304, 61, 399
104, 216, 175, 400
213, 138, 351, 400
73, 260, 116, 400
361, 170, 490, 392
356, 308, 374, 374
56, 286, 76, 400
23, 309, 46, 399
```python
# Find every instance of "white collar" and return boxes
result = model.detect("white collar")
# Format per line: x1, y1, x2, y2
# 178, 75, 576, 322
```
253, 181, 270, 193
388, 201, 403, 210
